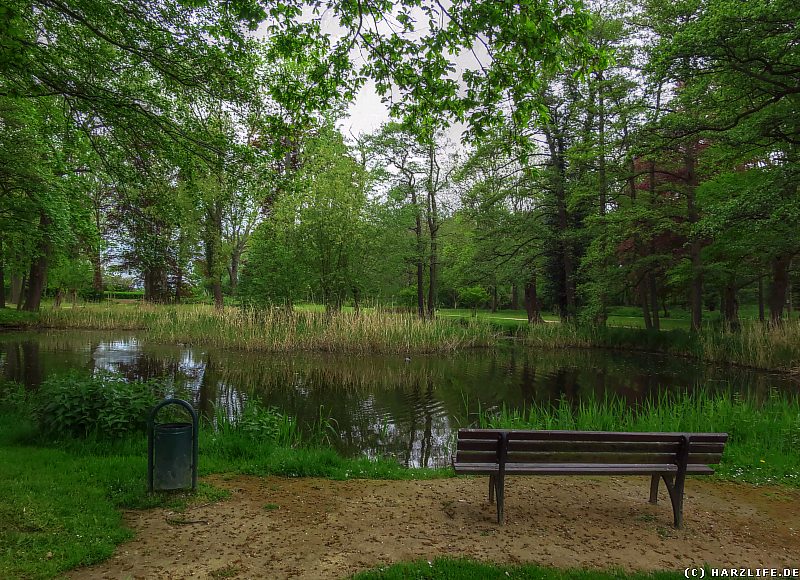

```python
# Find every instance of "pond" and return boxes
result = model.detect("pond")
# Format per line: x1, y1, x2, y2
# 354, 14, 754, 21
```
1, 330, 797, 468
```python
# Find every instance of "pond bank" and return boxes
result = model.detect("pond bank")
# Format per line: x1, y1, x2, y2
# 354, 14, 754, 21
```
70, 474, 800, 580
4, 303, 800, 373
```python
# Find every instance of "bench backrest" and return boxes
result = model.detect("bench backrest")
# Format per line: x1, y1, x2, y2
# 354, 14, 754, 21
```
456, 429, 728, 466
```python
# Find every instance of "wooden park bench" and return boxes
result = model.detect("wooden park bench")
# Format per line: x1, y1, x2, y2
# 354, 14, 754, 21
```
453, 429, 728, 528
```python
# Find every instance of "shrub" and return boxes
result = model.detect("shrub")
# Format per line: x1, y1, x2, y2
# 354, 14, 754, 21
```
458, 286, 491, 314
35, 372, 158, 438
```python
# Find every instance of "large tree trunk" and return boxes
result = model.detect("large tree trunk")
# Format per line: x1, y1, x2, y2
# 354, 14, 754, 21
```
545, 124, 575, 322
204, 201, 225, 310
15, 275, 26, 310
23, 214, 52, 312
758, 275, 765, 322
648, 273, 660, 331
0, 237, 5, 309
511, 284, 519, 311
144, 267, 168, 303
427, 229, 437, 319
685, 143, 703, 332
228, 249, 242, 295
769, 254, 790, 325
721, 281, 740, 331
10, 274, 23, 305
524, 272, 543, 324
411, 189, 425, 319
426, 142, 439, 320
175, 267, 183, 303
640, 281, 653, 330
23, 254, 48, 312
91, 251, 103, 293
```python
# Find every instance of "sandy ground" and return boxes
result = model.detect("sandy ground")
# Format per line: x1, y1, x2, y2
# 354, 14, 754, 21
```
72, 475, 800, 579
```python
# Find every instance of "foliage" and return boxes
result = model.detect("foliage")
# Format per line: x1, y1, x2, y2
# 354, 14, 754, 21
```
458, 287, 491, 314
34, 372, 158, 438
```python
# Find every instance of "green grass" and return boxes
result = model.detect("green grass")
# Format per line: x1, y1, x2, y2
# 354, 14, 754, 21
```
0, 383, 443, 579
0, 412, 230, 579
476, 390, 800, 487
352, 558, 682, 579
2, 370, 800, 578
0, 306, 38, 328
38, 303, 499, 355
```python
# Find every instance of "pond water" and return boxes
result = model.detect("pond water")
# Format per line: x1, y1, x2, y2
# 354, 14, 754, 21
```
1, 330, 797, 467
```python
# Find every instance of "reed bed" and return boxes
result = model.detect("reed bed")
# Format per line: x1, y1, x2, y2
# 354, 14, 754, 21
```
521, 320, 800, 372
39, 304, 498, 354
476, 389, 800, 486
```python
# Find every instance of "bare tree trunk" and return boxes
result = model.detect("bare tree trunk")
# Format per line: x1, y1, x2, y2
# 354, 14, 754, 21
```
545, 124, 575, 322
228, 249, 242, 295
204, 200, 225, 310
16, 275, 26, 310
769, 254, 790, 325
640, 281, 653, 330
91, 251, 103, 293
0, 237, 5, 309
23, 214, 52, 312
721, 281, 740, 331
411, 189, 425, 319
524, 272, 543, 324
10, 274, 23, 305
426, 142, 439, 320
23, 255, 48, 312
685, 143, 703, 332
511, 284, 519, 311
758, 275, 765, 322
648, 274, 660, 331
175, 268, 183, 303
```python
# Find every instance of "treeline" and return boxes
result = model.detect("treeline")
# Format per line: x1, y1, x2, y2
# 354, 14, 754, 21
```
1, 0, 798, 330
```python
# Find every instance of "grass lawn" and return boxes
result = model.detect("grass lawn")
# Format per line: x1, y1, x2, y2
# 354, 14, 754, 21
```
0, 403, 442, 579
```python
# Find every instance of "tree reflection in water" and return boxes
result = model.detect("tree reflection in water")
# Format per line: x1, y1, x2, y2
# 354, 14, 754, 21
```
1, 330, 798, 467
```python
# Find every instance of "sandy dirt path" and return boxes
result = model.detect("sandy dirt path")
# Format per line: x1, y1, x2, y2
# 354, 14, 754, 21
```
72, 475, 800, 579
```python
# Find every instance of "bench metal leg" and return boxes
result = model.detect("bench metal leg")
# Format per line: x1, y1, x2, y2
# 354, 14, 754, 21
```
495, 472, 505, 525
649, 474, 660, 504
661, 475, 684, 529
489, 474, 495, 503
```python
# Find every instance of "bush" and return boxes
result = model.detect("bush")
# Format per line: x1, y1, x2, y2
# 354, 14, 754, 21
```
35, 372, 158, 438
458, 286, 491, 314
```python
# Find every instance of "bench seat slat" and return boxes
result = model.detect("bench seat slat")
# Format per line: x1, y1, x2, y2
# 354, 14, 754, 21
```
453, 462, 716, 476
460, 429, 727, 444
503, 463, 679, 475
457, 439, 501, 452
505, 452, 678, 464
503, 440, 725, 454
506, 440, 680, 453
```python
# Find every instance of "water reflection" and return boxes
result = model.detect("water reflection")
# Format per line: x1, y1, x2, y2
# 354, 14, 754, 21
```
1, 330, 797, 467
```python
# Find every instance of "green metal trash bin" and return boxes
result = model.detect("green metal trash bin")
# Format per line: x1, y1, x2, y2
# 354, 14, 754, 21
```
148, 399, 198, 492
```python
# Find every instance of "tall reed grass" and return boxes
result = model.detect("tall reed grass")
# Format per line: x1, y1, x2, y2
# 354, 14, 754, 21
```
39, 304, 498, 354
521, 320, 800, 372
476, 389, 800, 486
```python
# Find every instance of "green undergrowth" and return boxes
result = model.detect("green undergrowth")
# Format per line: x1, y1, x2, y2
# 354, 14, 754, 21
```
0, 307, 38, 328
353, 558, 683, 579
477, 390, 800, 487
0, 375, 442, 579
